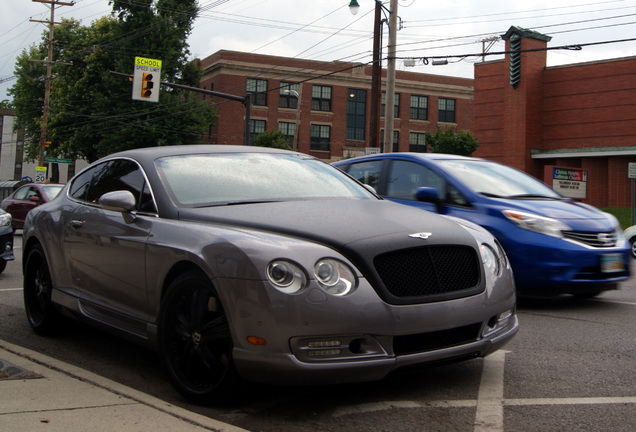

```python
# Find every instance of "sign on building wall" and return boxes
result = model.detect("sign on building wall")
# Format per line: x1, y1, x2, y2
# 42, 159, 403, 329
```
545, 166, 588, 199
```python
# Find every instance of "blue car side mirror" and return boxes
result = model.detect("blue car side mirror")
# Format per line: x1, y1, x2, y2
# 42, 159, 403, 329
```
416, 187, 443, 213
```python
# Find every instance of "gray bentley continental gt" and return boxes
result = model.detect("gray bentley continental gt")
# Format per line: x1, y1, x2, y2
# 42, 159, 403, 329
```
22, 145, 518, 403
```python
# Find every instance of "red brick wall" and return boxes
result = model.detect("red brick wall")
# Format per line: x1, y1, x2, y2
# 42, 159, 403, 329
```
198, 50, 474, 159
542, 58, 636, 150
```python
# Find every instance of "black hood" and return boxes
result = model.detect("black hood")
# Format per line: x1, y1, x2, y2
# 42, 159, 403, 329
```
177, 199, 479, 252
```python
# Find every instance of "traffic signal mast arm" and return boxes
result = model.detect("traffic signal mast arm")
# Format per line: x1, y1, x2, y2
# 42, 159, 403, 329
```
109, 71, 252, 145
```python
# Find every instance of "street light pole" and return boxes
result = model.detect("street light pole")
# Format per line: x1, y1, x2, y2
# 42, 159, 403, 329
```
350, 1, 381, 150
350, 0, 398, 152
382, 0, 398, 153
284, 89, 302, 151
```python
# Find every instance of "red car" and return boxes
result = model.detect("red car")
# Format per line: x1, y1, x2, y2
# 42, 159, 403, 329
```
1, 183, 64, 229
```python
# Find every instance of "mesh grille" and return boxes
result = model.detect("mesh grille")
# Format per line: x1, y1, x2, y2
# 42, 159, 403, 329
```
374, 246, 480, 299
393, 323, 482, 355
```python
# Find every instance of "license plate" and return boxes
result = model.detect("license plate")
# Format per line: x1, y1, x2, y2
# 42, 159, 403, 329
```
600, 253, 624, 273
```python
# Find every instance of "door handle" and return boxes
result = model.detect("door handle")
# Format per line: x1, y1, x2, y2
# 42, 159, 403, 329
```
70, 220, 84, 229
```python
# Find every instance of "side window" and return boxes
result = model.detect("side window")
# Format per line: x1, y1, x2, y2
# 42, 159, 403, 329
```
386, 160, 446, 200
69, 164, 103, 202
344, 160, 383, 191
27, 187, 41, 200
13, 186, 29, 200
70, 159, 157, 213
448, 184, 470, 207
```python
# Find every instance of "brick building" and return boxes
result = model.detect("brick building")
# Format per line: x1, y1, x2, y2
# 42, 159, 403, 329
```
473, 26, 636, 208
196, 50, 474, 160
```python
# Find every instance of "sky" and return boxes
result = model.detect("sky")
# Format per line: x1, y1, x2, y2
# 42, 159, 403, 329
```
2, 0, 636, 102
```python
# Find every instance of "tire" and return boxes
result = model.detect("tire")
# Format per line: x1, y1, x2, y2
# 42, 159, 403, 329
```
158, 270, 240, 404
0, 259, 6, 273
23, 244, 60, 334
630, 236, 636, 259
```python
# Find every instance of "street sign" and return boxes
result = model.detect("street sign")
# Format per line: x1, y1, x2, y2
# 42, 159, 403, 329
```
44, 157, 73, 164
629, 162, 636, 179
35, 166, 47, 184
132, 57, 162, 103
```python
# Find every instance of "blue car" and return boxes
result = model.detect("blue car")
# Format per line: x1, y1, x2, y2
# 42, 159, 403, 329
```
333, 153, 630, 296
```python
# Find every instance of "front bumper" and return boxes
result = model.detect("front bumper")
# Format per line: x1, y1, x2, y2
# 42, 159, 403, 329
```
0, 231, 14, 262
218, 269, 518, 385
233, 315, 519, 385
501, 233, 630, 294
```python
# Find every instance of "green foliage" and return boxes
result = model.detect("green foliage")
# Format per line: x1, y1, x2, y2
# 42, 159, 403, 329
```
600, 207, 633, 230
252, 130, 293, 150
424, 126, 479, 156
9, 0, 217, 163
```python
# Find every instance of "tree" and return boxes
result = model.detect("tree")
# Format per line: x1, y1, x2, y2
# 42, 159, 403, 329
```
425, 126, 479, 156
9, 0, 217, 165
252, 130, 293, 150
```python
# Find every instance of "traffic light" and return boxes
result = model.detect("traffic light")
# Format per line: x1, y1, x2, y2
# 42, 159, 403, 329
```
141, 73, 154, 98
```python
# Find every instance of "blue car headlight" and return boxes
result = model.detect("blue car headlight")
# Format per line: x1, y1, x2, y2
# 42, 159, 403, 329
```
502, 209, 570, 238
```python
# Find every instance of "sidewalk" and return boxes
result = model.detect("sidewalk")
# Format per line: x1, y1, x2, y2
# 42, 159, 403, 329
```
0, 340, 249, 432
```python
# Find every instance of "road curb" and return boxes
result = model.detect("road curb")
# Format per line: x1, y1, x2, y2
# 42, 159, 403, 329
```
0, 339, 250, 432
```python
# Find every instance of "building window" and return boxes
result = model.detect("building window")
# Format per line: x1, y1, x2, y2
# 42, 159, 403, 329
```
410, 95, 428, 120
438, 98, 456, 123
310, 124, 331, 152
279, 82, 299, 109
278, 121, 296, 147
409, 132, 427, 153
250, 119, 266, 144
346, 88, 366, 140
311, 85, 332, 111
382, 92, 400, 118
247, 78, 267, 106
381, 130, 400, 152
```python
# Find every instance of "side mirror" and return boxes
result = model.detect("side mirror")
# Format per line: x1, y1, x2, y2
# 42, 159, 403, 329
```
363, 183, 378, 195
29, 196, 40, 203
416, 187, 443, 213
99, 190, 136, 223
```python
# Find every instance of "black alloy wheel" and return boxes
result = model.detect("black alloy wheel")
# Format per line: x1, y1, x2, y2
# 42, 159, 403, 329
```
23, 244, 60, 334
158, 270, 239, 404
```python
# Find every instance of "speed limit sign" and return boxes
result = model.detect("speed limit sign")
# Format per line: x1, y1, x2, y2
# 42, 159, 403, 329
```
35, 166, 47, 184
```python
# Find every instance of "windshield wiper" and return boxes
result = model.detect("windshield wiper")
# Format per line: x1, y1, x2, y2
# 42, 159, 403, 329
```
508, 194, 563, 200
479, 192, 506, 198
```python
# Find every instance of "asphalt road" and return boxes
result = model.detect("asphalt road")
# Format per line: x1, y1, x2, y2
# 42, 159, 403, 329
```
1, 232, 635, 432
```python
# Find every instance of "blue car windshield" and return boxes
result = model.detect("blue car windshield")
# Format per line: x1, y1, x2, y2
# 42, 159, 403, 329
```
156, 152, 376, 206
438, 159, 562, 199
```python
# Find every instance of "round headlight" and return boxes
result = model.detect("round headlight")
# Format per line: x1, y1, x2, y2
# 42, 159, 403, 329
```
267, 260, 307, 294
314, 259, 357, 296
480, 244, 500, 276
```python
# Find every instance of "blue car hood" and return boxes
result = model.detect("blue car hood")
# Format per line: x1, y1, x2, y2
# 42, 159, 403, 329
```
494, 197, 614, 229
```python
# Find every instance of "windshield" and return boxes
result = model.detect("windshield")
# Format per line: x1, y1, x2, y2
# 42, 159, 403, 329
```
156, 152, 376, 206
42, 185, 64, 201
438, 159, 562, 199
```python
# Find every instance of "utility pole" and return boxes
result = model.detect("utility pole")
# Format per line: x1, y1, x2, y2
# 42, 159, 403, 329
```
30, 0, 74, 177
481, 36, 499, 62
382, 0, 398, 153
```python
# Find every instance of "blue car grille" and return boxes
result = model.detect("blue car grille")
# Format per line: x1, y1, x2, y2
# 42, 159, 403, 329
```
373, 245, 482, 304
562, 231, 618, 248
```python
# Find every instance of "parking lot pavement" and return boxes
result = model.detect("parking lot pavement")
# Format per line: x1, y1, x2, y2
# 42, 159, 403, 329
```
0, 339, 249, 432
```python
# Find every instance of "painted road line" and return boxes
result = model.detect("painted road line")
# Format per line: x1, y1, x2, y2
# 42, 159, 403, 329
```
473, 350, 507, 432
